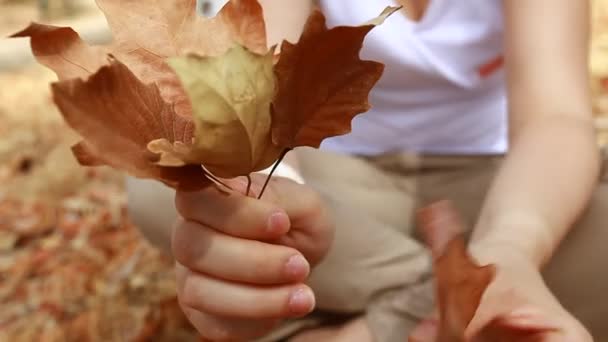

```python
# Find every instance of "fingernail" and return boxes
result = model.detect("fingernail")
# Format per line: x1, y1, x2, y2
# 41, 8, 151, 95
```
285, 254, 310, 280
267, 212, 289, 235
288, 287, 315, 316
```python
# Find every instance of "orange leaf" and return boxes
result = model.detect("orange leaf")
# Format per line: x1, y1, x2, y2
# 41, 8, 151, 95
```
96, 0, 268, 56
10, 0, 267, 186
417, 201, 496, 342
51, 58, 208, 190
11, 0, 267, 117
271, 6, 400, 148
10, 24, 108, 80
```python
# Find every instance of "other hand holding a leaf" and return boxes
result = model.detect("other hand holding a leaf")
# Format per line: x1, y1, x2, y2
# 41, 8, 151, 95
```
410, 202, 593, 342
466, 245, 593, 342
412, 245, 593, 342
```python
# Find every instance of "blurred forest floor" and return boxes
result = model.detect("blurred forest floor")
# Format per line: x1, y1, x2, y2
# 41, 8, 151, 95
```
2, 0, 608, 341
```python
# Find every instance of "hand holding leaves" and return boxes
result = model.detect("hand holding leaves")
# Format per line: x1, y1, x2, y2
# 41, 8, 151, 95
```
12, 0, 399, 190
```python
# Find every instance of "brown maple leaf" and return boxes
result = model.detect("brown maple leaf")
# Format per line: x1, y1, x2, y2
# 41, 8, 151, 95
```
271, 6, 400, 148
52, 58, 207, 190
416, 201, 496, 342
10, 0, 267, 189
11, 0, 267, 117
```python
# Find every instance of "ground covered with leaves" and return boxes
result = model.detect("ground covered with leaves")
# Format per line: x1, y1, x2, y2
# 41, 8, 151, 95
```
0, 67, 199, 341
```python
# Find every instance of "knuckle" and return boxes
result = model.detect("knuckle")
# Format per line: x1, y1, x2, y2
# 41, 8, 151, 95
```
174, 191, 195, 218
248, 251, 272, 280
248, 245, 294, 281
300, 186, 324, 216
175, 189, 214, 220
171, 221, 198, 266
180, 273, 208, 312
201, 326, 238, 342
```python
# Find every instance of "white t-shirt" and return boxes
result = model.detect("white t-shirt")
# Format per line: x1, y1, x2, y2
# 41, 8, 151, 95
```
318, 0, 508, 155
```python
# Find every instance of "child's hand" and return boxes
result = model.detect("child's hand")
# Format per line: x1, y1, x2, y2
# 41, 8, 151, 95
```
465, 245, 593, 342
410, 245, 593, 342
172, 174, 334, 341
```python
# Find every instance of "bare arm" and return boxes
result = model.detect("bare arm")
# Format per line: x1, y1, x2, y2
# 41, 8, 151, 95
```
472, 0, 600, 266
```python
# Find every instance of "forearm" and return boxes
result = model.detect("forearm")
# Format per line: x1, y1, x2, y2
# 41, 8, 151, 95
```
472, 115, 601, 267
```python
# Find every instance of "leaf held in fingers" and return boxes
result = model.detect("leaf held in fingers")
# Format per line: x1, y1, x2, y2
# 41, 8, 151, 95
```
51, 58, 209, 190
417, 201, 496, 342
149, 45, 282, 178
271, 6, 400, 148
12, 0, 395, 188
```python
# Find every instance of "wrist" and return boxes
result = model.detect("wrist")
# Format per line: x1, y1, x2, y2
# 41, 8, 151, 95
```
469, 239, 539, 270
471, 212, 556, 268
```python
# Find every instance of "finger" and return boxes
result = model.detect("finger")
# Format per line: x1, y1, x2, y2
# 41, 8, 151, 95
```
464, 287, 525, 340
172, 219, 310, 284
493, 308, 561, 332
258, 175, 333, 266
467, 305, 560, 341
181, 306, 279, 342
255, 174, 326, 226
475, 323, 568, 342
176, 264, 316, 319
175, 179, 291, 240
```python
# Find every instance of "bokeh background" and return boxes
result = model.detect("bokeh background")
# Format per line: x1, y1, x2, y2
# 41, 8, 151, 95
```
1, 0, 608, 340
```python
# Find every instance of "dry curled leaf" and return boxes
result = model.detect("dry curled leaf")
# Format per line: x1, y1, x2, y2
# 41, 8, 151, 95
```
416, 201, 496, 342
271, 6, 399, 148
150, 45, 282, 178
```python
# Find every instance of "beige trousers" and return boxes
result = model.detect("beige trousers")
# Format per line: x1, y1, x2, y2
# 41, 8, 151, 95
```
260, 147, 608, 342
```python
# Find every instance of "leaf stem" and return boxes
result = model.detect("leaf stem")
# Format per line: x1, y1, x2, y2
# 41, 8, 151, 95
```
205, 171, 231, 190
258, 148, 291, 199
246, 175, 252, 197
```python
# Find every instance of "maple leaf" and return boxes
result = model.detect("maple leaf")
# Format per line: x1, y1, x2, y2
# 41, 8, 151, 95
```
148, 45, 282, 178
271, 6, 400, 148
51, 58, 208, 190
11, 0, 267, 117
10, 0, 268, 189
416, 201, 496, 342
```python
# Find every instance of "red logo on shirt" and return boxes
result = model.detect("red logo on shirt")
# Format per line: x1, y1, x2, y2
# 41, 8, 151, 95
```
478, 55, 504, 78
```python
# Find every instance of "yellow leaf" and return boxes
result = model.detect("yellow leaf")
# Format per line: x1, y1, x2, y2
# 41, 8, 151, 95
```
151, 45, 282, 178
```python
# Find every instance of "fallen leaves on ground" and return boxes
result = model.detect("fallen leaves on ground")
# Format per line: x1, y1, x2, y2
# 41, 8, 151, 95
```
0, 79, 198, 341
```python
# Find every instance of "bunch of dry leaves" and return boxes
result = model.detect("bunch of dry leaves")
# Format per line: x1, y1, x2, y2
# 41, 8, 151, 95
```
11, 0, 399, 194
